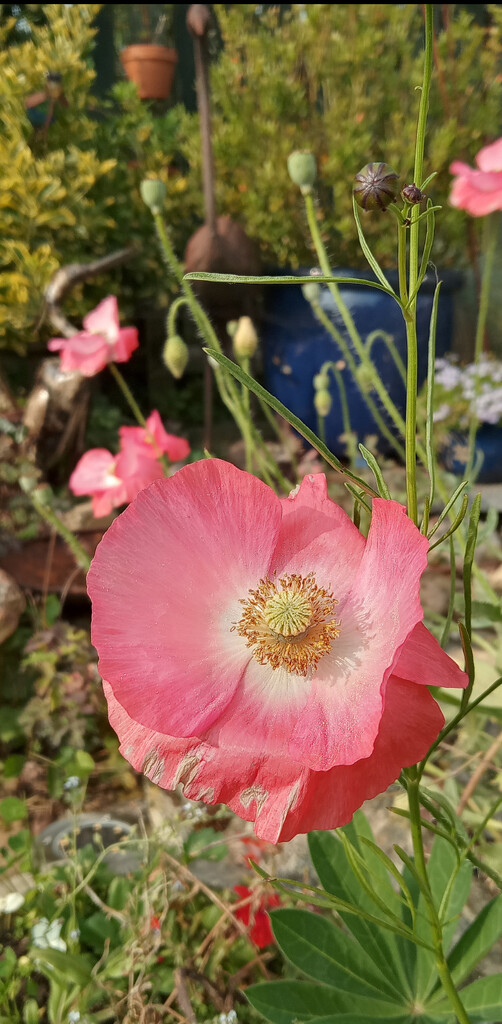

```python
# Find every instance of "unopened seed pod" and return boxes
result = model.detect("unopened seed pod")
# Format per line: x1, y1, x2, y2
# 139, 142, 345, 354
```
140, 178, 167, 213
287, 151, 317, 193
314, 388, 332, 417
233, 316, 258, 359
353, 163, 400, 211
163, 334, 189, 379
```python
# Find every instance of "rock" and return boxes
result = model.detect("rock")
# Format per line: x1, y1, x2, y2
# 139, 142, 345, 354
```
0, 567, 25, 643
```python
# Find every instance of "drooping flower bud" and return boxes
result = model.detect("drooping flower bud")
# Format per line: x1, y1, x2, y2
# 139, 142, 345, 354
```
314, 388, 332, 417
302, 280, 321, 304
287, 151, 317, 194
233, 316, 258, 359
163, 334, 189, 379
140, 178, 167, 214
401, 183, 426, 205
353, 163, 400, 211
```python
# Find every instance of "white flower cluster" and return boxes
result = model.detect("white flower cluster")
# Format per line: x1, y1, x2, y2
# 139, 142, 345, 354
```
434, 356, 502, 426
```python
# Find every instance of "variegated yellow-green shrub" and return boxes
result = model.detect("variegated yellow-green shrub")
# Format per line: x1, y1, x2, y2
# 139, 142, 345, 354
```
0, 5, 201, 353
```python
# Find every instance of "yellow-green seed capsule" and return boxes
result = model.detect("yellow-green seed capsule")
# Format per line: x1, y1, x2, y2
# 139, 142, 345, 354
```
287, 151, 317, 193
233, 316, 258, 359
353, 163, 400, 211
314, 388, 332, 417
163, 334, 189, 379
140, 178, 167, 213
302, 280, 321, 304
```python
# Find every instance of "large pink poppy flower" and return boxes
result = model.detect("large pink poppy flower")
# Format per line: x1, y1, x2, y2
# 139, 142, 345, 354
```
450, 136, 502, 216
48, 296, 139, 376
87, 460, 467, 843
119, 410, 191, 463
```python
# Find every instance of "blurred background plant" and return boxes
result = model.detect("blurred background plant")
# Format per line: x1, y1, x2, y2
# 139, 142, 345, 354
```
179, 4, 502, 287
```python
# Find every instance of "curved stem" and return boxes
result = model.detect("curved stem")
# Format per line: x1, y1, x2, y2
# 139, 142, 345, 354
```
405, 766, 471, 1024
167, 296, 190, 338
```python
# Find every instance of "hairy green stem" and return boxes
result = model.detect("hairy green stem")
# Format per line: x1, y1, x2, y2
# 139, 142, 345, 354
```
30, 494, 91, 573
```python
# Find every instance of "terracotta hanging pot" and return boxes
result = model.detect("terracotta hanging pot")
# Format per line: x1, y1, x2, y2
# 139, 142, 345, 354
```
120, 44, 178, 100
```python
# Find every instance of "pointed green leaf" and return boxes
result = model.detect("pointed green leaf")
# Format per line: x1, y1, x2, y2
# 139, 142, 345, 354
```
28, 948, 92, 986
458, 974, 502, 1019
308, 828, 408, 995
271, 908, 402, 1001
447, 896, 502, 986
246, 980, 407, 1024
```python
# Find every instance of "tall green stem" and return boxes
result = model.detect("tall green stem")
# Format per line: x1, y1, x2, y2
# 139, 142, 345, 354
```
466, 212, 499, 477
405, 767, 472, 1024
403, 3, 434, 524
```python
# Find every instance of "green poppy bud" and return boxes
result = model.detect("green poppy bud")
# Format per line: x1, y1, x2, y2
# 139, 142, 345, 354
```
140, 178, 167, 213
226, 320, 238, 339
353, 162, 400, 211
163, 334, 189, 379
287, 151, 317, 193
302, 280, 321, 304
314, 388, 332, 417
233, 316, 258, 359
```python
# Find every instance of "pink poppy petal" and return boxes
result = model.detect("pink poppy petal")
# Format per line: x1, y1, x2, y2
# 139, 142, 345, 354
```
50, 332, 110, 376
92, 490, 120, 517
272, 473, 365, 602
103, 675, 443, 844
476, 136, 502, 173
393, 622, 468, 689
69, 449, 116, 495
88, 460, 282, 738
83, 296, 120, 341
287, 499, 429, 770
113, 326, 139, 363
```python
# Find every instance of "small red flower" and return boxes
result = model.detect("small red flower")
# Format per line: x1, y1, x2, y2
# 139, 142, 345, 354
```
234, 885, 281, 949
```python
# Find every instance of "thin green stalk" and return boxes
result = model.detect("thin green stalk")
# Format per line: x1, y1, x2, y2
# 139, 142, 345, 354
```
108, 362, 170, 475
29, 493, 91, 573
405, 767, 471, 1024
305, 194, 411, 448
311, 299, 406, 459
465, 212, 499, 478
403, 3, 434, 524
365, 329, 407, 386
167, 295, 190, 337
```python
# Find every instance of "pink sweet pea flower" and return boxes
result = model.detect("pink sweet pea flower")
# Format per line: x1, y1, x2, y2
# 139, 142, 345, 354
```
450, 136, 502, 216
87, 460, 468, 844
119, 410, 191, 463
48, 296, 139, 376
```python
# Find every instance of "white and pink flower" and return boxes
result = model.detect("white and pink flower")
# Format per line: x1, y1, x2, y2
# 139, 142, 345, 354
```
87, 460, 467, 843
48, 296, 138, 376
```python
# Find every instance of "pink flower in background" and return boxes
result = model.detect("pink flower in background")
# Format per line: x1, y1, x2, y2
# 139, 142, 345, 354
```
450, 136, 502, 216
87, 460, 467, 843
48, 296, 139, 376
120, 410, 191, 463
69, 414, 190, 517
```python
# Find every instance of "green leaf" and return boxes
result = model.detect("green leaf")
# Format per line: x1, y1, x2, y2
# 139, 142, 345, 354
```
184, 827, 227, 861
447, 896, 502, 986
452, 974, 502, 1020
0, 796, 27, 823
308, 827, 409, 996
246, 980, 340, 1024
246, 980, 407, 1024
28, 949, 93, 987
43, 594, 61, 625
203, 348, 378, 497
270, 908, 402, 1001
2, 754, 25, 778
107, 876, 130, 912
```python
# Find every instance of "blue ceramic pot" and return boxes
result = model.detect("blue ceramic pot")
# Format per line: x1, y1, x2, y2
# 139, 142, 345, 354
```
440, 424, 502, 484
260, 267, 463, 458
